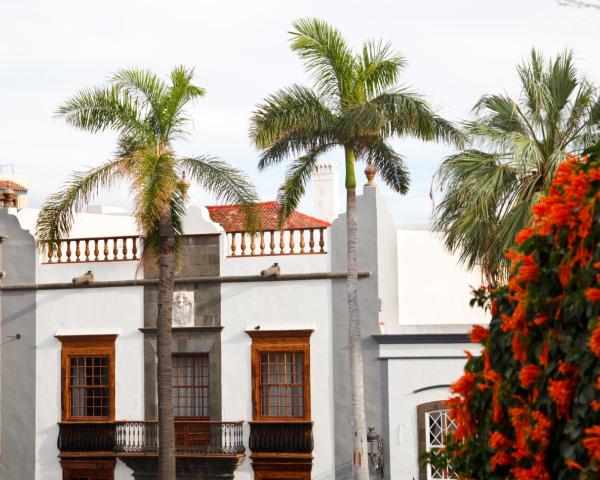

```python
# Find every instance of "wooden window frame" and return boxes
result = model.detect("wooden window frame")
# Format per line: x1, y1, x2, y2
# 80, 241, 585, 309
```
172, 353, 210, 420
57, 335, 117, 423
247, 330, 312, 422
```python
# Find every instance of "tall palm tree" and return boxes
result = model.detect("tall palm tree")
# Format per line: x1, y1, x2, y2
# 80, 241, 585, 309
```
432, 49, 600, 285
35, 67, 258, 479
249, 18, 462, 479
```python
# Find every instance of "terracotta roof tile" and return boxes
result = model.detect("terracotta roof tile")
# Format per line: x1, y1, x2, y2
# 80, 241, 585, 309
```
0, 180, 27, 192
206, 201, 330, 232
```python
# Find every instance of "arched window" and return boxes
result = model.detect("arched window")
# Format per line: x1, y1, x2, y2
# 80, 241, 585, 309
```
417, 400, 457, 480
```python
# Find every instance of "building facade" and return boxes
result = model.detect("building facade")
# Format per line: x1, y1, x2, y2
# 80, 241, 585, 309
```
0, 173, 486, 479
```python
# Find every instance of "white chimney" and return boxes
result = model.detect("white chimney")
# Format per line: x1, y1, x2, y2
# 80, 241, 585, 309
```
312, 162, 339, 222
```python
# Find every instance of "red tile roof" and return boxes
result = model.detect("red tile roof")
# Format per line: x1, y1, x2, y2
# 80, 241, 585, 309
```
0, 180, 27, 192
206, 201, 331, 232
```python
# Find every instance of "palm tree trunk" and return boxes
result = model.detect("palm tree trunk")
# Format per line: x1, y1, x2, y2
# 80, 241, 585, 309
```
345, 147, 370, 480
157, 208, 176, 479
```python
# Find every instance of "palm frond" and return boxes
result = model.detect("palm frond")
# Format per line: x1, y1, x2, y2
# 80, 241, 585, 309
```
290, 18, 356, 101
277, 144, 334, 225
357, 39, 405, 99
35, 158, 132, 243
131, 150, 179, 238
55, 85, 150, 139
361, 140, 409, 194
178, 156, 260, 231
163, 66, 206, 140
372, 89, 465, 146
249, 85, 337, 168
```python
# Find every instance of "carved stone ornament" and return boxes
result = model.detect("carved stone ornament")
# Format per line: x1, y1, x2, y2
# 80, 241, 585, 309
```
172, 291, 194, 327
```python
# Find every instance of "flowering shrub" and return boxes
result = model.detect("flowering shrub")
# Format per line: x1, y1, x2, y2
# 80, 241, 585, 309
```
436, 155, 600, 479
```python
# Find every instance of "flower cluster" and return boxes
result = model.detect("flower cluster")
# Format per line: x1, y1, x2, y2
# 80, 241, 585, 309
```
430, 155, 600, 479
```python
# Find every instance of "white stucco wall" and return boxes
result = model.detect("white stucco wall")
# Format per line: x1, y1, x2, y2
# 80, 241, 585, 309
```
382, 342, 481, 480
35, 286, 144, 479
221, 278, 335, 479
26, 208, 144, 479
396, 226, 488, 326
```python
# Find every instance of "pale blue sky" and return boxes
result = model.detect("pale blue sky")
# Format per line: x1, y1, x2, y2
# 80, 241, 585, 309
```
2, 0, 599, 222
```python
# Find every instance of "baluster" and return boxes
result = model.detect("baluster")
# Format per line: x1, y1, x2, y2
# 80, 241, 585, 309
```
132, 237, 138, 260
112, 238, 118, 260
300, 229, 306, 253
309, 228, 315, 253
65, 241, 72, 262
57, 242, 63, 263
279, 230, 285, 254
259, 231, 265, 254
269, 230, 275, 254
230, 232, 237, 257
240, 233, 247, 256
289, 230, 296, 253
122, 237, 129, 259
47, 243, 53, 263
250, 233, 257, 255
319, 228, 326, 253
101, 239, 107, 261
74, 240, 81, 262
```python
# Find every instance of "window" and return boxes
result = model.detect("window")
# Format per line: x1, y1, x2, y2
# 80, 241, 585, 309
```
417, 401, 457, 480
248, 330, 311, 421
172, 354, 209, 418
57, 335, 116, 422
259, 352, 304, 417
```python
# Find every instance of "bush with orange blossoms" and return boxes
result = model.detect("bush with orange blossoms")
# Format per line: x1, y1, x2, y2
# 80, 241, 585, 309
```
427, 155, 600, 479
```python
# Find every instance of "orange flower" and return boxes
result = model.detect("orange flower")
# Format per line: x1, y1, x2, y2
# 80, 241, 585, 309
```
592, 400, 600, 412
548, 379, 575, 419
450, 371, 476, 397
489, 431, 511, 450
533, 314, 548, 326
519, 364, 541, 388
583, 426, 600, 462
531, 411, 552, 446
585, 288, 600, 302
565, 459, 584, 471
512, 332, 528, 363
590, 326, 600, 358
470, 325, 489, 343
490, 451, 513, 470
515, 227, 535, 244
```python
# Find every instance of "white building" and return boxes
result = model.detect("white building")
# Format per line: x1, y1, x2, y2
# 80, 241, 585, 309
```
0, 171, 486, 480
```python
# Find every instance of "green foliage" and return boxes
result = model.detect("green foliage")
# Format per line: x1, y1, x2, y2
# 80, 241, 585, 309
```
250, 17, 463, 220
432, 156, 600, 479
433, 49, 600, 285
37, 67, 258, 254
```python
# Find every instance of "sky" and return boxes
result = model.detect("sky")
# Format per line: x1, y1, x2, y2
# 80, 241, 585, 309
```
1, 0, 599, 223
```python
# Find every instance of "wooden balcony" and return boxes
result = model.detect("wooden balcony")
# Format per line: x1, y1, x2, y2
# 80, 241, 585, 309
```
43, 236, 141, 264
249, 421, 313, 454
57, 420, 244, 456
227, 228, 327, 257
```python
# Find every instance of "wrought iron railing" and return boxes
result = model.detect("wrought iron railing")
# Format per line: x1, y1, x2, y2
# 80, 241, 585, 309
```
249, 421, 313, 453
57, 422, 116, 452
58, 420, 244, 455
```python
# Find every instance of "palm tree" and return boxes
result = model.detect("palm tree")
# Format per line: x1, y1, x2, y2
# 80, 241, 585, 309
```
35, 67, 258, 479
249, 18, 462, 479
432, 49, 600, 285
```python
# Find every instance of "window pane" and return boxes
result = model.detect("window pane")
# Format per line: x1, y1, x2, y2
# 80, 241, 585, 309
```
69, 355, 110, 418
259, 351, 304, 417
172, 355, 209, 417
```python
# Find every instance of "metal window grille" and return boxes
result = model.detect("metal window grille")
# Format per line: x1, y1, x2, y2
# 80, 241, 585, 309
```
425, 409, 457, 480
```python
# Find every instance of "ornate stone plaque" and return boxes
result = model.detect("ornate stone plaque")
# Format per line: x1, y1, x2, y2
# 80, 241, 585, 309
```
172, 291, 194, 327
